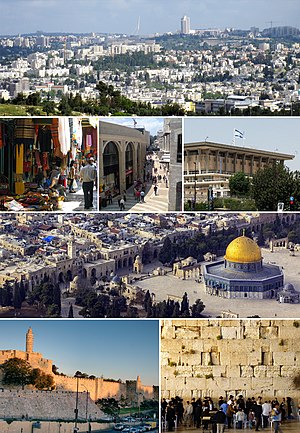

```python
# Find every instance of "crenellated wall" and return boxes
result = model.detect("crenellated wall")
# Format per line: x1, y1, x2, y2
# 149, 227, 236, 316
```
161, 319, 300, 402
54, 376, 126, 401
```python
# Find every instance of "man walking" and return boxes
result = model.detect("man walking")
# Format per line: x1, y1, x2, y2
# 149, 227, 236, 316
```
80, 157, 97, 210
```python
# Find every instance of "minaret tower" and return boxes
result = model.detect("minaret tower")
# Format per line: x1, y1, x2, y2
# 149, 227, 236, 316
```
26, 327, 34, 353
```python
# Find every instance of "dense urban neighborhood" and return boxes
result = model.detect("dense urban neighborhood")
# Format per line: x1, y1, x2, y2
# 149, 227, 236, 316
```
0, 23, 300, 115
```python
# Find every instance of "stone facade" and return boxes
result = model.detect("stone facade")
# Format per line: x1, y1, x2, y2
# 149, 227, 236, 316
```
184, 141, 294, 202
99, 121, 149, 195
161, 319, 300, 402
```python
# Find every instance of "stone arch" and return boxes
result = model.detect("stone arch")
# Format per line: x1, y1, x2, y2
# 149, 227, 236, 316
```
58, 272, 64, 283
66, 270, 72, 281
91, 268, 97, 278
82, 268, 87, 279
103, 141, 120, 192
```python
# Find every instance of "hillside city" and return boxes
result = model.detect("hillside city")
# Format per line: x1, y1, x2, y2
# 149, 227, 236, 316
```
0, 18, 300, 115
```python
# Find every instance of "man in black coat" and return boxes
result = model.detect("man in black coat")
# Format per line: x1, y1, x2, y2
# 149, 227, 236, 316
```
213, 409, 226, 433
252, 401, 263, 431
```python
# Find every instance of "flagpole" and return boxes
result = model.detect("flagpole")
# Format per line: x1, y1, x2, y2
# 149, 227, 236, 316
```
233, 129, 236, 146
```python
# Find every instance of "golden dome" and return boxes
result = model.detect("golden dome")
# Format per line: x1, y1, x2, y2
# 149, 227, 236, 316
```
224, 235, 262, 263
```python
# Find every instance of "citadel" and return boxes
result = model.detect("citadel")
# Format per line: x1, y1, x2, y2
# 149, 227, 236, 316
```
0, 327, 157, 403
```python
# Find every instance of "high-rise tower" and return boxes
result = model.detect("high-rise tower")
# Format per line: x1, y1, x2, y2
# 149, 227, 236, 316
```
181, 16, 191, 34
26, 327, 34, 353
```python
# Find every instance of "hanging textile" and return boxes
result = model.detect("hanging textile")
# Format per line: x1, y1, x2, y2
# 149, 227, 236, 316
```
0, 123, 3, 149
14, 119, 35, 145
58, 117, 71, 156
16, 144, 24, 175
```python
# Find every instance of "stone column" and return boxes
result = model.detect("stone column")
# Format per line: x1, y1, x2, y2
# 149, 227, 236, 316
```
119, 141, 126, 193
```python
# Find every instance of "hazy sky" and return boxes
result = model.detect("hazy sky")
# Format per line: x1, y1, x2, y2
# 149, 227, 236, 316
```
0, 320, 159, 384
0, 0, 299, 35
101, 117, 164, 136
184, 117, 300, 171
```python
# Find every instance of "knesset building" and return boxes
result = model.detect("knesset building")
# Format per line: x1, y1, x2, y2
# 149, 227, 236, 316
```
203, 234, 284, 299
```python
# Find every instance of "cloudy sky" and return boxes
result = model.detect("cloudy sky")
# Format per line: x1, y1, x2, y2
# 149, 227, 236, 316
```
184, 117, 300, 171
0, 0, 299, 35
0, 320, 159, 384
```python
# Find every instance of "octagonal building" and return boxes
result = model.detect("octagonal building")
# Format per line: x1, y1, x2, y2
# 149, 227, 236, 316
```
203, 234, 283, 299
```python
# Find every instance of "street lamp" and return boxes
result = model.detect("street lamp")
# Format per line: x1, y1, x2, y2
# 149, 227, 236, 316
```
74, 375, 79, 432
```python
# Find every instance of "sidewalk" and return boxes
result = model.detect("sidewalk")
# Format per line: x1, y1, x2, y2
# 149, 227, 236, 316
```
62, 185, 98, 212
100, 153, 170, 213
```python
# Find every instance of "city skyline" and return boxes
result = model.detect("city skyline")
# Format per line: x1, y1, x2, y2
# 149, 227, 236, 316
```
184, 118, 300, 171
0, 0, 299, 36
0, 320, 159, 384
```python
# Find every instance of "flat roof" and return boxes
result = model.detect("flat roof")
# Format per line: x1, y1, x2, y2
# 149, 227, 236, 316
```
185, 141, 295, 160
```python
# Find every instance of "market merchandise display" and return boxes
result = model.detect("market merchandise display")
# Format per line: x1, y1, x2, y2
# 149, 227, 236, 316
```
0, 117, 98, 211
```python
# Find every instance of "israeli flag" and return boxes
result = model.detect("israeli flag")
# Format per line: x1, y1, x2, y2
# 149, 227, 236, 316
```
234, 129, 244, 139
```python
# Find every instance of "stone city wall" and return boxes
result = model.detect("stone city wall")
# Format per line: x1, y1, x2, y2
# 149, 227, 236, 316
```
54, 376, 126, 401
161, 319, 300, 402
0, 350, 52, 374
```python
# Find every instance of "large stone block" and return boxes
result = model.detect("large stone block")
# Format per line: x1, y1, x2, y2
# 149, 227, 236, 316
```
265, 366, 281, 378
220, 326, 238, 339
175, 328, 200, 339
201, 326, 222, 339
260, 326, 279, 339
273, 352, 296, 366
222, 351, 248, 366
247, 351, 262, 366
229, 377, 252, 390
241, 366, 254, 378
253, 366, 267, 378
225, 365, 241, 378
185, 377, 208, 390
161, 324, 175, 339
244, 326, 260, 339
280, 366, 299, 377
279, 327, 300, 340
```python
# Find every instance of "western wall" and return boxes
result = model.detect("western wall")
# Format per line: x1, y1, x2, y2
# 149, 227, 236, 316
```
161, 319, 300, 402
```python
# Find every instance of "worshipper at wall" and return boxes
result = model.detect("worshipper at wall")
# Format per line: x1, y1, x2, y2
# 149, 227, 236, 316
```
271, 403, 284, 433
262, 400, 272, 428
166, 401, 176, 432
213, 408, 226, 433
183, 400, 194, 427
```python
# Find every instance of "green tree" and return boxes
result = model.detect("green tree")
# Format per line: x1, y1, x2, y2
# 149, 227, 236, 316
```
96, 398, 120, 418
251, 163, 295, 211
1, 358, 33, 388
32, 369, 54, 390
229, 172, 250, 196
159, 237, 176, 264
